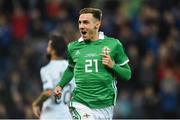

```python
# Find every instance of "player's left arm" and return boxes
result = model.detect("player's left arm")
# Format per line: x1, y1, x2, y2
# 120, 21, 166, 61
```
100, 54, 131, 80
100, 40, 131, 81
111, 63, 131, 80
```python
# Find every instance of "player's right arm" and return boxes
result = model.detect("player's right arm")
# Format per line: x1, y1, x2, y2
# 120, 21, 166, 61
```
54, 66, 74, 96
54, 44, 74, 96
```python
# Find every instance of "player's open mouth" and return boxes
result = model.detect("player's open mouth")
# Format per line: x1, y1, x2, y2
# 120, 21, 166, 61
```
81, 31, 87, 35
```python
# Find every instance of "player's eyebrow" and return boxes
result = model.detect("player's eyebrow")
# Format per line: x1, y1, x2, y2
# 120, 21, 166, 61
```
79, 20, 89, 24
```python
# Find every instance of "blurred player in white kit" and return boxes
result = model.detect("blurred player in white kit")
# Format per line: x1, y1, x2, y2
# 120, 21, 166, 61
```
32, 33, 75, 119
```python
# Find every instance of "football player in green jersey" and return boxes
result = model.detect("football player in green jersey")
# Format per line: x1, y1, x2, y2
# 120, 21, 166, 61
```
54, 8, 131, 119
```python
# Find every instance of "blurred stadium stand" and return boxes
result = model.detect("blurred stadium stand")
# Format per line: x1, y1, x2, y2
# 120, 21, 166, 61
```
0, 0, 179, 118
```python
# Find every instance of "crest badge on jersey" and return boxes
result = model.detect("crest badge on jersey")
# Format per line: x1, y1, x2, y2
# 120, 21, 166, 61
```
102, 46, 110, 55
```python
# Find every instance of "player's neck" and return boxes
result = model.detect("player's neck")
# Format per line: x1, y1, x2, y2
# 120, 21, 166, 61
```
51, 55, 62, 60
90, 31, 99, 41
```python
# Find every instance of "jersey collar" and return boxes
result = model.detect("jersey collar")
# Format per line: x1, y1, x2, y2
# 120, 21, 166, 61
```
78, 31, 105, 42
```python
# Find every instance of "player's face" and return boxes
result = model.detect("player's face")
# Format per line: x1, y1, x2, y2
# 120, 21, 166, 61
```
78, 13, 100, 40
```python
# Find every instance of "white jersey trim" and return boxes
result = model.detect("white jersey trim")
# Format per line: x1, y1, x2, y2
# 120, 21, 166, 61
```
112, 80, 117, 105
78, 31, 105, 42
117, 59, 129, 66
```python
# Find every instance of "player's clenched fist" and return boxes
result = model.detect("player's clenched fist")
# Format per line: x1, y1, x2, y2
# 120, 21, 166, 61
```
54, 86, 62, 97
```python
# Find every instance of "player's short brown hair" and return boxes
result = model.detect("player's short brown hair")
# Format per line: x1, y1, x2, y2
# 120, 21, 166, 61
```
79, 8, 102, 21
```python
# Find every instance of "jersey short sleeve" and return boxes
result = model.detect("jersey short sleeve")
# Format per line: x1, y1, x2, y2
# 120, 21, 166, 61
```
40, 68, 53, 90
114, 40, 129, 66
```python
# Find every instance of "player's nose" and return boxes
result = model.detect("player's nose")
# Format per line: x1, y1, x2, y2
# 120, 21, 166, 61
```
79, 23, 85, 29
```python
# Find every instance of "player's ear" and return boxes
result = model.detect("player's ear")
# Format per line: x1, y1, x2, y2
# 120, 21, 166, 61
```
95, 21, 101, 29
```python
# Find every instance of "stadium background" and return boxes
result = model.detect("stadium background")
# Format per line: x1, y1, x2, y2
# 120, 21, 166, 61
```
0, 0, 179, 118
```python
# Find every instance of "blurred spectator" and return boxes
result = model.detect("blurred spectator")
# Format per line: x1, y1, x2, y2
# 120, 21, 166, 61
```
11, 7, 29, 41
131, 90, 144, 118
0, 102, 7, 118
143, 86, 159, 118
0, 14, 11, 80
24, 105, 34, 118
46, 0, 61, 19
29, 8, 44, 37
0, 14, 12, 47
127, 44, 141, 90
159, 68, 178, 118
7, 70, 25, 118
114, 91, 132, 118
139, 51, 156, 87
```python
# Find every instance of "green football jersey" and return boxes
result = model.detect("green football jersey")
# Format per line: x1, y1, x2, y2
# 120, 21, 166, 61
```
67, 33, 129, 108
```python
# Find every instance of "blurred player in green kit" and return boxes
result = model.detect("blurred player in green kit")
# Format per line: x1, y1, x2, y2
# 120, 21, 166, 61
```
54, 8, 131, 119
